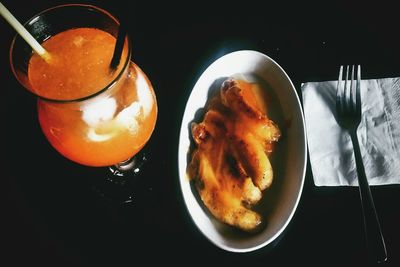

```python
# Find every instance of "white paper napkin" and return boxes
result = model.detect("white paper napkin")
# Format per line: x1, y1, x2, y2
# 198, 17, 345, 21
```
301, 78, 400, 186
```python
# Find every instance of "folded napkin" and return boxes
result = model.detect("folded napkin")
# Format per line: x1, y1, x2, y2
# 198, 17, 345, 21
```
301, 77, 400, 186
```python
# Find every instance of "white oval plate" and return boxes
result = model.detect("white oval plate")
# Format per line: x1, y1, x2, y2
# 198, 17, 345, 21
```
178, 50, 307, 252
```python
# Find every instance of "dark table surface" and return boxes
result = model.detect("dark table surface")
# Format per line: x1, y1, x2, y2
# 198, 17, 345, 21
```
1, 0, 400, 266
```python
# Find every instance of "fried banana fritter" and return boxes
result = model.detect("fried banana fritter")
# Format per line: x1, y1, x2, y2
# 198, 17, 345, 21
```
188, 78, 280, 231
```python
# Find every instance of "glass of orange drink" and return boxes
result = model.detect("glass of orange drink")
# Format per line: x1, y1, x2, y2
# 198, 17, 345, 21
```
9, 4, 157, 202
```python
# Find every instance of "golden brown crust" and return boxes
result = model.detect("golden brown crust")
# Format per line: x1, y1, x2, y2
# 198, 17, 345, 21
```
187, 78, 280, 231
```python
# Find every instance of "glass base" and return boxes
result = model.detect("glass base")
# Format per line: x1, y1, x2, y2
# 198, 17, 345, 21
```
90, 153, 147, 204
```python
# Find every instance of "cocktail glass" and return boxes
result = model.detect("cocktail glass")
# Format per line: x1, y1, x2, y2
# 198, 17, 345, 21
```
9, 4, 157, 202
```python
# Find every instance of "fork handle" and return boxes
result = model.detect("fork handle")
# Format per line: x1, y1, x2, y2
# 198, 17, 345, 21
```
350, 131, 387, 263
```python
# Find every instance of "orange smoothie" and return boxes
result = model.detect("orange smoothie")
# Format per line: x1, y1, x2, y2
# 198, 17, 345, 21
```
28, 28, 157, 167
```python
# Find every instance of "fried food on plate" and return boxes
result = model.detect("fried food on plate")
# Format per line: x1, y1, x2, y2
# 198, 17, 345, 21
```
188, 78, 281, 231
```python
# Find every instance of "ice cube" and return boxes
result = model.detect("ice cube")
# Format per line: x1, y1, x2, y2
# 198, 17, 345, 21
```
116, 102, 140, 133
136, 72, 153, 117
87, 128, 115, 142
82, 97, 117, 127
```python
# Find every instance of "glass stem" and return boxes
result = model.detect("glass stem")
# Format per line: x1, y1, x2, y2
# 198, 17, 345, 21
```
90, 153, 147, 203
109, 153, 147, 178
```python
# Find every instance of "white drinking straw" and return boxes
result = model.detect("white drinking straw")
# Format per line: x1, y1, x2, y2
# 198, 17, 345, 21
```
0, 2, 51, 62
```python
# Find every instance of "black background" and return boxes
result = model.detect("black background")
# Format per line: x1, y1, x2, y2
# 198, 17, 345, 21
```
1, 0, 400, 266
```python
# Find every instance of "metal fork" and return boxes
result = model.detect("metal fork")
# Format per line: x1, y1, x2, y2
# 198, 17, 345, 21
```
336, 65, 387, 263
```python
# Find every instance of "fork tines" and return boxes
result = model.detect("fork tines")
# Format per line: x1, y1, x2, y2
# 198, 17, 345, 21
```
336, 65, 361, 118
